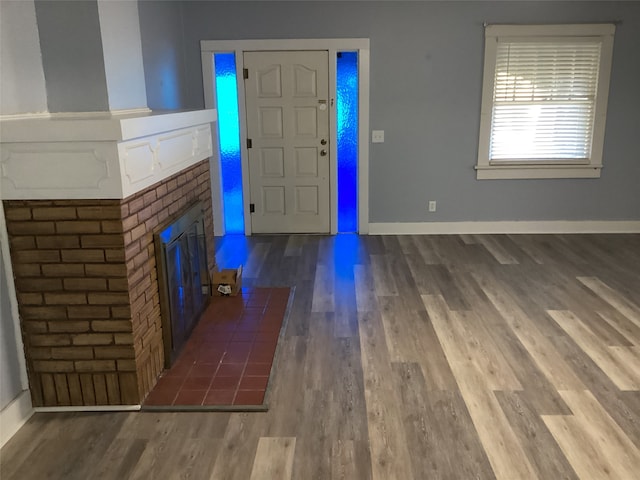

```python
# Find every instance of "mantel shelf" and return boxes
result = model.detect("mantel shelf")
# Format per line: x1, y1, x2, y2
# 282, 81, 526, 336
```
0, 109, 217, 143
0, 109, 217, 200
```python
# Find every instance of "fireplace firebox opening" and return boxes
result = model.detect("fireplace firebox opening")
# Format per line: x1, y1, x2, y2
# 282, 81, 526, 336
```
155, 202, 210, 367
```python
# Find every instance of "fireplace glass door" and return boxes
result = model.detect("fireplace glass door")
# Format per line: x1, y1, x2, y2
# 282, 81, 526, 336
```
156, 203, 209, 366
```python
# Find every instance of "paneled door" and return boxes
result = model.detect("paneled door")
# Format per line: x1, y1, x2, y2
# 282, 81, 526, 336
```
243, 51, 330, 233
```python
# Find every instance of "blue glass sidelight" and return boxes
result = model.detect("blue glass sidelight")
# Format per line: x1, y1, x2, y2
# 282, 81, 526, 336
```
214, 53, 244, 234
336, 52, 359, 233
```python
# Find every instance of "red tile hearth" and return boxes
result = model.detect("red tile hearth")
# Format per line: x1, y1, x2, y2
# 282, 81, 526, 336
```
143, 287, 290, 410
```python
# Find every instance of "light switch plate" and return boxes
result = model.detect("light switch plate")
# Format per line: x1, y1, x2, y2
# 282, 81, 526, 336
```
372, 130, 385, 143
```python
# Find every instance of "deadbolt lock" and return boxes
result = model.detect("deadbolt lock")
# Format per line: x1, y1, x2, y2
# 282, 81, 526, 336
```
320, 139, 327, 145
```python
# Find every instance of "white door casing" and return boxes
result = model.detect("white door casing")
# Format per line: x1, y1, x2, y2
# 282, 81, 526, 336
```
200, 38, 370, 236
244, 51, 330, 234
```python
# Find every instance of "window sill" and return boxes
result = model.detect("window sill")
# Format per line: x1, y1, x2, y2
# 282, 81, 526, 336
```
475, 164, 602, 180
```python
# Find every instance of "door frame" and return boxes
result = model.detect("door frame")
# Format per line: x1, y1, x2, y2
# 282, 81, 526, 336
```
201, 38, 370, 235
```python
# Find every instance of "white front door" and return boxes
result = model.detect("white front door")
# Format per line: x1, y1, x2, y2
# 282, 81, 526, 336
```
243, 51, 330, 233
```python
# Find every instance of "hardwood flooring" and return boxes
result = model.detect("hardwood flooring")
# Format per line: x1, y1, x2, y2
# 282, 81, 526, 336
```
2, 233, 639, 479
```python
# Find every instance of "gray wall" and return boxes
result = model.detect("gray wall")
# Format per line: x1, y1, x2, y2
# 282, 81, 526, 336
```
0, 1, 37, 410
0, 0, 48, 115
35, 0, 109, 112
156, 1, 640, 223
0, 253, 23, 409
138, 0, 189, 110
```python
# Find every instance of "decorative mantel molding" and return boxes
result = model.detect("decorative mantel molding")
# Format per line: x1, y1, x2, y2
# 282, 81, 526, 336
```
0, 109, 217, 200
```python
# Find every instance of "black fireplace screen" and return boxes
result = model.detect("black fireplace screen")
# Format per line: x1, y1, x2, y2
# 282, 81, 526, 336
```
155, 203, 209, 367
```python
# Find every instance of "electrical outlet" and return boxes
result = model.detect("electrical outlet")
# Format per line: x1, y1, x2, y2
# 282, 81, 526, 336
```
372, 130, 385, 143
428, 201, 437, 212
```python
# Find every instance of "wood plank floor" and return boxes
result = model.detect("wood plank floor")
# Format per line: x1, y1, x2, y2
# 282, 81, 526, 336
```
2, 234, 639, 480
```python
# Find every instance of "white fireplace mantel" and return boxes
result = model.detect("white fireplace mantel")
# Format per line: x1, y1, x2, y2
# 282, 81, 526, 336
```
0, 109, 217, 200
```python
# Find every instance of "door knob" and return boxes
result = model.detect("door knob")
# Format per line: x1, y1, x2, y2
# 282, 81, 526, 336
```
320, 139, 327, 145
320, 149, 327, 156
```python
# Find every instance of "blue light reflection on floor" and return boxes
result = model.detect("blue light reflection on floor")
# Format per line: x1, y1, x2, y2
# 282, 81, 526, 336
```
337, 52, 359, 233
214, 53, 245, 234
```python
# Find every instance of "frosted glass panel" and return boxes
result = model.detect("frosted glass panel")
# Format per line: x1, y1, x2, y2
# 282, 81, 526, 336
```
337, 52, 358, 233
214, 53, 244, 234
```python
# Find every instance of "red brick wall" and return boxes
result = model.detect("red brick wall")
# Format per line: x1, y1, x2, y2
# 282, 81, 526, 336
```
4, 159, 215, 406
120, 160, 215, 400
4, 200, 137, 406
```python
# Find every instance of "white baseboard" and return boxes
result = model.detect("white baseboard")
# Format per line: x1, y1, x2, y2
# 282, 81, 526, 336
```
368, 221, 640, 235
0, 390, 33, 448
33, 405, 141, 413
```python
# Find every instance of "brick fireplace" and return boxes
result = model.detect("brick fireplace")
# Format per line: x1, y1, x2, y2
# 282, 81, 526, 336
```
1, 109, 217, 407
3, 160, 215, 406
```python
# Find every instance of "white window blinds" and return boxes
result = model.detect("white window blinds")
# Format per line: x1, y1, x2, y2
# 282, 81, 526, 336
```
490, 40, 602, 162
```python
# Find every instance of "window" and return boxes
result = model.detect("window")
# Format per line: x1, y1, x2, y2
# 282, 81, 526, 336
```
476, 24, 615, 179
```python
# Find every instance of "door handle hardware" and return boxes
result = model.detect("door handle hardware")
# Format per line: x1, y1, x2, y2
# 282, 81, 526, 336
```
320, 150, 327, 156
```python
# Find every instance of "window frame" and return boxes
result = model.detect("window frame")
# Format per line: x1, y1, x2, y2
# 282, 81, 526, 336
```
476, 24, 615, 180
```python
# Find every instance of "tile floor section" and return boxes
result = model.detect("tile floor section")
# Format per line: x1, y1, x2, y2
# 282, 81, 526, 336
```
144, 287, 290, 408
